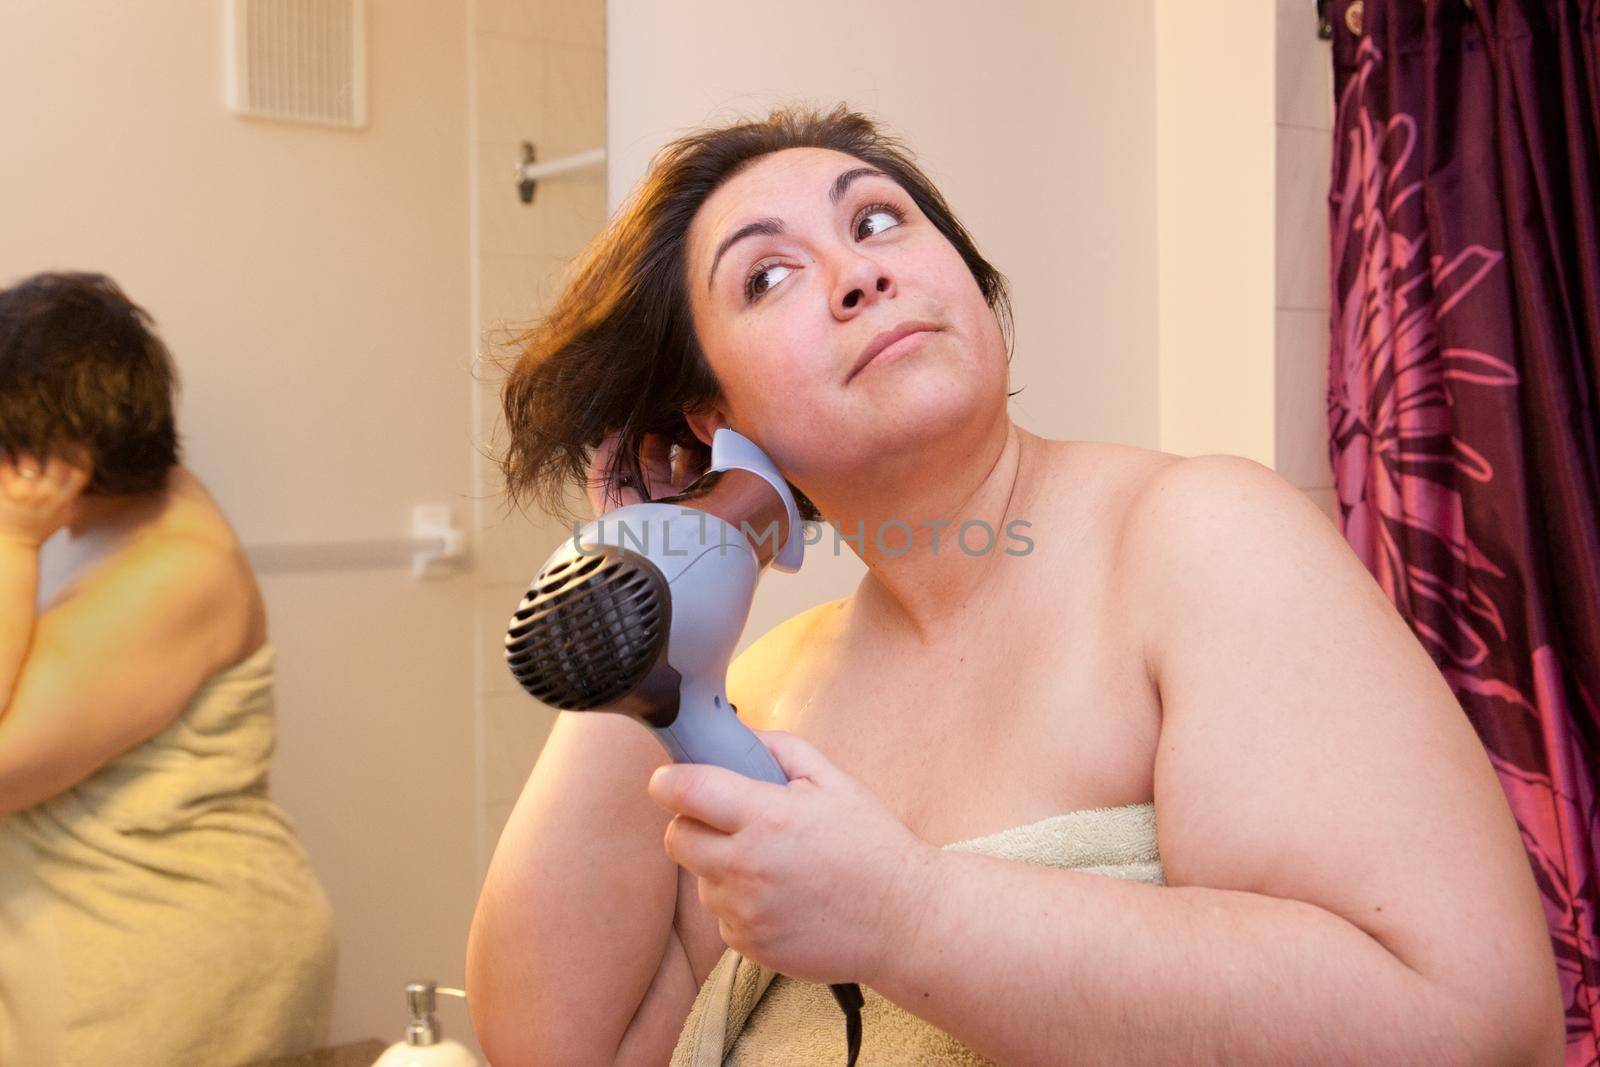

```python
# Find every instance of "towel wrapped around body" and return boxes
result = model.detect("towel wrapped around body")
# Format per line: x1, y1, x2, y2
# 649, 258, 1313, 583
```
672, 800, 1164, 1066
0, 643, 338, 1067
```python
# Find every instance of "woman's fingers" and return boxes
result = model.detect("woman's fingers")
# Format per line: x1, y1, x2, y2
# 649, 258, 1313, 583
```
586, 430, 712, 516
637, 432, 677, 497
42, 453, 89, 493
585, 432, 643, 516
1, 453, 88, 493
0, 451, 90, 545
663, 814, 733, 874
672, 439, 711, 490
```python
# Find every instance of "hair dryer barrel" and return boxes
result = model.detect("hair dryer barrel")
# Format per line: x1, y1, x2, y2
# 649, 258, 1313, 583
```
654, 465, 796, 569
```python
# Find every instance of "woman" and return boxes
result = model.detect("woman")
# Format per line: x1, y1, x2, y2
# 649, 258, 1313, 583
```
0, 272, 337, 1065
467, 103, 1564, 1065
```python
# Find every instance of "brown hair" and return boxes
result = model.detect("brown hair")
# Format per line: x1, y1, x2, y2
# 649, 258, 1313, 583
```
0, 271, 181, 496
494, 100, 1015, 526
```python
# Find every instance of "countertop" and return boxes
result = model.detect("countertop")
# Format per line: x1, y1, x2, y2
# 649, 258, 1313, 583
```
243, 1038, 388, 1067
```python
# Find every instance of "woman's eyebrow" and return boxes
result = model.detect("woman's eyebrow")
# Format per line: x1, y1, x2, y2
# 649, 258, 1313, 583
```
706, 167, 888, 292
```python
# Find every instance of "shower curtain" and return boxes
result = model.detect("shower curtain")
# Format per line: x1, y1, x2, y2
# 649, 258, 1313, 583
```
1326, 1, 1600, 1060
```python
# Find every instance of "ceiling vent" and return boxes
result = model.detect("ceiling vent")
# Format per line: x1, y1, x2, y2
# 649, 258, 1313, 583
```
225, 0, 368, 129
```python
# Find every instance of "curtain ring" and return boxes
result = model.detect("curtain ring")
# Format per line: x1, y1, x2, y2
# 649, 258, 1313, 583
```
1345, 0, 1365, 35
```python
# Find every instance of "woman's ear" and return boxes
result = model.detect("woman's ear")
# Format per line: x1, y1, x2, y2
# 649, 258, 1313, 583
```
683, 409, 728, 448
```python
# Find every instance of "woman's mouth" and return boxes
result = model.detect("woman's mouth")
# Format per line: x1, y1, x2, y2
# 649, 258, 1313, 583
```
847, 322, 941, 383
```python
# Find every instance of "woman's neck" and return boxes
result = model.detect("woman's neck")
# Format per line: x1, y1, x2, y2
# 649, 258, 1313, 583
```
66, 474, 176, 542
815, 419, 1046, 646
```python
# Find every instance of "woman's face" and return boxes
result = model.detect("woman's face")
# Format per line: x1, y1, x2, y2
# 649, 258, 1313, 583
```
683, 147, 1008, 496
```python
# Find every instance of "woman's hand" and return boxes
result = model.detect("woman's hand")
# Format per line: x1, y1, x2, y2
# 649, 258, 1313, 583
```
585, 430, 711, 519
0, 453, 90, 550
646, 728, 939, 986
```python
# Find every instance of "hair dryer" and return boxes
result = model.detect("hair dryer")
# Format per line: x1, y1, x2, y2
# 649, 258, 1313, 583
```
503, 427, 865, 1066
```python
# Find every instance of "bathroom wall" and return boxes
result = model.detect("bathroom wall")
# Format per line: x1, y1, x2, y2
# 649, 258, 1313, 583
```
0, 0, 480, 1052
1273, 0, 1339, 520
1154, 0, 1339, 526
466, 1, 607, 877
1154, 0, 1340, 526
1154, 0, 1278, 464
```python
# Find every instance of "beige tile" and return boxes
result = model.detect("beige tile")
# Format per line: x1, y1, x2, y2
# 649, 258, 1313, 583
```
478, 252, 569, 335
483, 688, 559, 805
480, 139, 605, 261
1275, 308, 1336, 489
479, 140, 545, 256
469, 346, 511, 415
472, 372, 507, 446
476, 501, 570, 587
467, 351, 509, 444
473, 443, 512, 509
531, 166, 607, 259
1276, 0, 1336, 130
540, 42, 605, 157
477, 580, 535, 695
537, 0, 604, 49
471, 429, 509, 505
1276, 124, 1333, 310
470, 372, 514, 466
475, 32, 546, 146
476, 0, 540, 38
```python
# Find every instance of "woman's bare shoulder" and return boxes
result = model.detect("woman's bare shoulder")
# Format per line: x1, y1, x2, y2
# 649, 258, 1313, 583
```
57, 471, 263, 664
1039, 438, 1184, 482
1031, 438, 1186, 544
726, 598, 848, 728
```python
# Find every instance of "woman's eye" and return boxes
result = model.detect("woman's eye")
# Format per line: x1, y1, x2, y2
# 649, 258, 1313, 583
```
856, 205, 904, 239
744, 262, 793, 302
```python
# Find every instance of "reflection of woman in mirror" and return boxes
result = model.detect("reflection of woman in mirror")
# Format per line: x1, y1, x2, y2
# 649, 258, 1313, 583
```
0, 273, 337, 1065
467, 103, 1563, 1063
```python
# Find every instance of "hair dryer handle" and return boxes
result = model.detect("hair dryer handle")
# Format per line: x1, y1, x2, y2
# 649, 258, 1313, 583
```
651, 699, 788, 787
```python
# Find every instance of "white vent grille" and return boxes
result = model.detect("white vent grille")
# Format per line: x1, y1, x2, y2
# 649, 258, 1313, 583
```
225, 0, 367, 128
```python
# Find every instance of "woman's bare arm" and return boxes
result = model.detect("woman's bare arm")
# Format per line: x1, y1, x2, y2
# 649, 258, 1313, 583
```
0, 457, 257, 815
466, 710, 686, 1066
855, 456, 1564, 1065
0, 519, 251, 816
466, 596, 831, 1065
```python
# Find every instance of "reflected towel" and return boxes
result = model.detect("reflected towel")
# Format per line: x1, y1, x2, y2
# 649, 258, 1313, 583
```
0, 644, 338, 1067
671, 801, 1164, 1067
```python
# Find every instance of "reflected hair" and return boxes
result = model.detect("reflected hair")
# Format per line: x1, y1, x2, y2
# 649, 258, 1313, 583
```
493, 100, 1015, 526
0, 271, 181, 496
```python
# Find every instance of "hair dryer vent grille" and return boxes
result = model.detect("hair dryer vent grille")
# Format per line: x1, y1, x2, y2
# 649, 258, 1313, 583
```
504, 544, 673, 713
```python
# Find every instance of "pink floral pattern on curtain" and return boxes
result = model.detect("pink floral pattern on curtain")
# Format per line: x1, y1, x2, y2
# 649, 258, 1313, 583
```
1328, 4, 1600, 1061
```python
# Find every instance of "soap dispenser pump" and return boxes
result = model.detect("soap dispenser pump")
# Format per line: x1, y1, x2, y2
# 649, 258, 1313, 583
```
370, 981, 480, 1067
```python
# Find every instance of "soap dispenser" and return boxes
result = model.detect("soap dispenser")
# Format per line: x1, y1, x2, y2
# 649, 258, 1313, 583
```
370, 980, 480, 1067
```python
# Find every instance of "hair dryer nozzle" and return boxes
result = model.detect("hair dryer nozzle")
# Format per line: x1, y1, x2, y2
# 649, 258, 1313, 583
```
504, 542, 683, 726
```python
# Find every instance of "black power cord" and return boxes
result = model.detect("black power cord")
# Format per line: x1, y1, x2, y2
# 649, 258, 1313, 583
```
828, 981, 864, 1065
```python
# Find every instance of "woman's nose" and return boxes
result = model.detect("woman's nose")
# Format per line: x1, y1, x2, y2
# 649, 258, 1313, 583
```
834, 257, 895, 313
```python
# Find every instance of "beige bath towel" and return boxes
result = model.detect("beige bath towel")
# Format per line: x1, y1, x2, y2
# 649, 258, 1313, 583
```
671, 801, 1164, 1067
0, 644, 338, 1067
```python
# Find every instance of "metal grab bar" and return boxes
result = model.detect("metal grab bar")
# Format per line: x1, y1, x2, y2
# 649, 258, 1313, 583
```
516, 142, 605, 204
245, 535, 448, 575
245, 505, 465, 578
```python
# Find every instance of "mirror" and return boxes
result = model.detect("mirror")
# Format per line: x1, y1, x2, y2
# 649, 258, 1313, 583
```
0, 1, 603, 1063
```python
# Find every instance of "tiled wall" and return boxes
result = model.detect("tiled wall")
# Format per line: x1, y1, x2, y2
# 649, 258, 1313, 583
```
469, 0, 606, 876
1275, 0, 1339, 525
